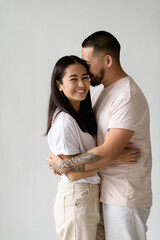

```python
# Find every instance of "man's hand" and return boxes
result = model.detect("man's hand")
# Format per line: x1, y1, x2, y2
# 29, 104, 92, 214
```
46, 153, 63, 175
46, 129, 138, 174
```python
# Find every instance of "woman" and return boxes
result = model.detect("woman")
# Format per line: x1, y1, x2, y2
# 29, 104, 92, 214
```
46, 55, 139, 240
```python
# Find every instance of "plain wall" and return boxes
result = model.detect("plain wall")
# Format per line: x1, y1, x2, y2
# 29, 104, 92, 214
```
0, 0, 160, 239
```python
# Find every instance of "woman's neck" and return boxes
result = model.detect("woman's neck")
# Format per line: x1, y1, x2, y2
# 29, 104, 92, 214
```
70, 101, 80, 113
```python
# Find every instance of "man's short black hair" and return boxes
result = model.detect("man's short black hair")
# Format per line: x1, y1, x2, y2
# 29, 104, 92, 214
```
82, 31, 121, 61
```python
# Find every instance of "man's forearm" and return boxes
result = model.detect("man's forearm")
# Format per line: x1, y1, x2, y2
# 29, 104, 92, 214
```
54, 152, 105, 174
52, 129, 135, 174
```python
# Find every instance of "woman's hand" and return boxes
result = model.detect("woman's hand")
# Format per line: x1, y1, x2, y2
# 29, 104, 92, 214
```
116, 144, 141, 164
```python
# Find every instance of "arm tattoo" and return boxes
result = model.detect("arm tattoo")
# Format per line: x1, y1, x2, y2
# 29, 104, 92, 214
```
107, 128, 111, 132
54, 152, 104, 174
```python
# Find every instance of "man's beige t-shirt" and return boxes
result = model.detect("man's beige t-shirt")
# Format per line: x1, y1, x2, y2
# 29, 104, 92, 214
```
92, 77, 152, 207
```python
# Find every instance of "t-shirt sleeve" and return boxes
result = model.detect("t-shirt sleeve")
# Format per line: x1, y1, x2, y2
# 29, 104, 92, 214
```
48, 114, 80, 155
108, 95, 142, 131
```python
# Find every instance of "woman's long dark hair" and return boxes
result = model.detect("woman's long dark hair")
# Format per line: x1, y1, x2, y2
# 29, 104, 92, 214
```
46, 55, 97, 136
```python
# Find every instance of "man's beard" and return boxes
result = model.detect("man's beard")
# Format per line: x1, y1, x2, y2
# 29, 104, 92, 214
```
90, 68, 105, 87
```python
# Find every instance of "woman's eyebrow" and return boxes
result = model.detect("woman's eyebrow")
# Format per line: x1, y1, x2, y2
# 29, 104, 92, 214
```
69, 74, 77, 78
69, 73, 88, 78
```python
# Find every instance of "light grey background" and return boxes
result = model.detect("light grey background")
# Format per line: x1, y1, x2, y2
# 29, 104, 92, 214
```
0, 0, 160, 239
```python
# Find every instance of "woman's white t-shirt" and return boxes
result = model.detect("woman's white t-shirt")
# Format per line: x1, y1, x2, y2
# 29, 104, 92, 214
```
48, 109, 100, 184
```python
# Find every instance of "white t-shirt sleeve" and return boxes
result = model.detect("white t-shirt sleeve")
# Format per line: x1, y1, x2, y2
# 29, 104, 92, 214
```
108, 95, 141, 131
48, 113, 80, 156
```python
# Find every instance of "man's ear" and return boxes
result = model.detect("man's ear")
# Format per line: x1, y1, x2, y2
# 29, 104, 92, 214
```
56, 80, 63, 91
104, 55, 112, 68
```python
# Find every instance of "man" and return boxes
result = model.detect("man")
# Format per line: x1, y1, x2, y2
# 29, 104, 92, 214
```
47, 31, 152, 240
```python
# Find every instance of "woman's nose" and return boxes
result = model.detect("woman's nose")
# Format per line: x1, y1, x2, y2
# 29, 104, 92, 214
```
77, 79, 85, 87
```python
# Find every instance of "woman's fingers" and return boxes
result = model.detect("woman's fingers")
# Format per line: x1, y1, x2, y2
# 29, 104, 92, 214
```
130, 150, 141, 159
127, 148, 141, 163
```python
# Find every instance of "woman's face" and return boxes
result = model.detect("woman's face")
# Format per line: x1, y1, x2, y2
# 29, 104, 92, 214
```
57, 63, 90, 112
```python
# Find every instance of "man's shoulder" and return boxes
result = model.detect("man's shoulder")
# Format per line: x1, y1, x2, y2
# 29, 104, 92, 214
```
113, 76, 145, 101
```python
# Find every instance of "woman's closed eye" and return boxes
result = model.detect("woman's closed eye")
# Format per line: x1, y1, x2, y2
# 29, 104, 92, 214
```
82, 76, 89, 80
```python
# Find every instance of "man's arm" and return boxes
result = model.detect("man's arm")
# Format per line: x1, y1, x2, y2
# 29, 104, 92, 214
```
49, 128, 135, 174
51, 154, 103, 181
85, 128, 135, 171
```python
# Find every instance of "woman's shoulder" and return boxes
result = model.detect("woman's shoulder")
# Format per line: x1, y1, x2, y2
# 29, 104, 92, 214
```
52, 109, 77, 131
54, 109, 75, 123
48, 110, 80, 155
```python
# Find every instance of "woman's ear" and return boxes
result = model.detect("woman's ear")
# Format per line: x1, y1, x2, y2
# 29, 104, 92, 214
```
104, 55, 112, 68
56, 80, 63, 91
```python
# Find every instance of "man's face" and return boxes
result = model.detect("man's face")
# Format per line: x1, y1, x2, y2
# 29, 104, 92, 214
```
81, 47, 105, 86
